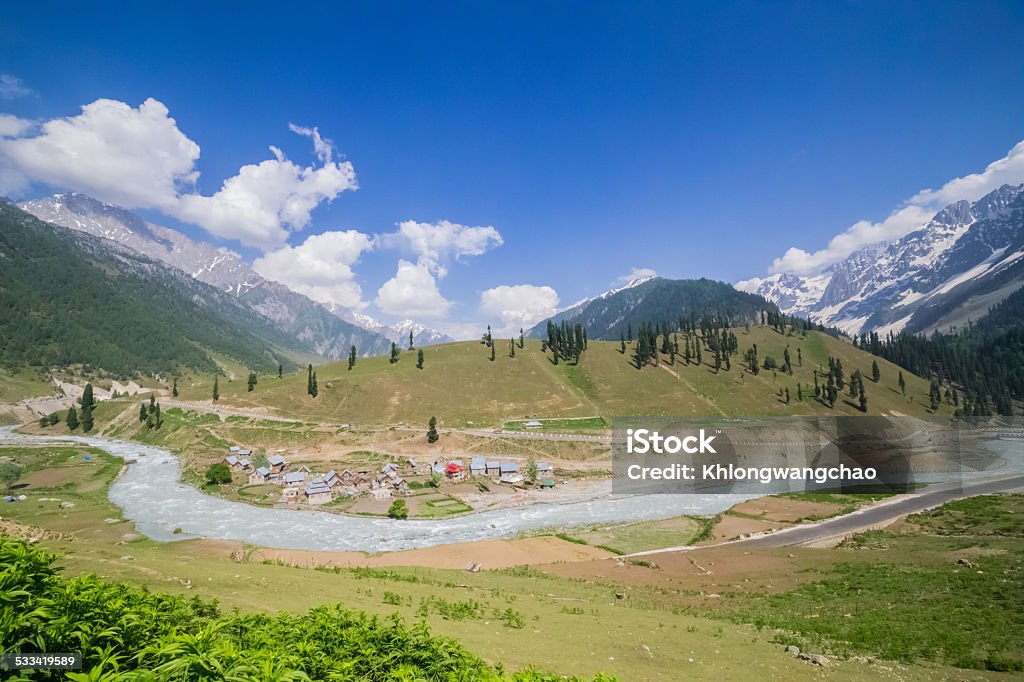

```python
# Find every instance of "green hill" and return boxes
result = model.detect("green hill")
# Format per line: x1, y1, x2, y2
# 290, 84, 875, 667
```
180, 326, 950, 425
529, 277, 777, 340
0, 201, 319, 378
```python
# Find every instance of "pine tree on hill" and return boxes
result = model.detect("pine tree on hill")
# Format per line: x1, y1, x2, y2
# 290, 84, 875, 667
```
278, 364, 283, 379
81, 383, 95, 410
417, 349, 424, 369
212, 375, 220, 402
898, 371, 906, 395
311, 371, 318, 398
66, 406, 79, 431
409, 331, 415, 351
871, 360, 880, 383
490, 343, 496, 362
427, 416, 439, 444
390, 342, 400, 364
81, 402, 93, 433
139, 403, 147, 422
349, 345, 357, 371
172, 377, 179, 397
247, 371, 257, 392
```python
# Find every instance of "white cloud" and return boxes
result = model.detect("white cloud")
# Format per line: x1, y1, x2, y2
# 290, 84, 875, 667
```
613, 267, 657, 286
288, 123, 334, 164
480, 284, 560, 335
172, 152, 356, 249
0, 98, 199, 207
253, 230, 373, 310
0, 74, 33, 100
375, 259, 453, 318
0, 114, 32, 138
380, 219, 503, 276
0, 98, 358, 250
769, 139, 1024, 275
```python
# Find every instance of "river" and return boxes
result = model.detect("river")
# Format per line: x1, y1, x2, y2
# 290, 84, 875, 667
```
1, 426, 1018, 552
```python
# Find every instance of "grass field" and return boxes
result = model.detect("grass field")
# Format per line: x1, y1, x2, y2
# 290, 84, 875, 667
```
728, 494, 1024, 671
169, 328, 949, 426
551, 516, 707, 554
2, 434, 1020, 680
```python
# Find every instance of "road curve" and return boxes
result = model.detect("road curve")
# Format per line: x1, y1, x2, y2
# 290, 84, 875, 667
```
624, 473, 1024, 557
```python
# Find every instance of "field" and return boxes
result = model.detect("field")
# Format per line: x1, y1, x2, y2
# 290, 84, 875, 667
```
1, 433, 1020, 680
169, 328, 951, 426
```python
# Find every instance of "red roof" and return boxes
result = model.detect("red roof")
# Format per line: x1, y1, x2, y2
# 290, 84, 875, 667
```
445, 462, 463, 473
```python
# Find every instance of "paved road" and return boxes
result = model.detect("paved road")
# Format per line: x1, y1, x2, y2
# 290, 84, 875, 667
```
624, 473, 1024, 557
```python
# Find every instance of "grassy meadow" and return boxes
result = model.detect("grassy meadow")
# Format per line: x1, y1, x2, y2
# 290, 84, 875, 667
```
171, 328, 950, 427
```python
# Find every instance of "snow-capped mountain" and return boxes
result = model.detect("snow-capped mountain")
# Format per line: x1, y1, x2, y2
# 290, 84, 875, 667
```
734, 271, 831, 318
323, 306, 454, 347
19, 193, 394, 358
737, 183, 1024, 336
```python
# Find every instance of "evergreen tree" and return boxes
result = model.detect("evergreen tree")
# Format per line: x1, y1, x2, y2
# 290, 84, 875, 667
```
427, 416, 439, 444
172, 377, 178, 397
81, 402, 93, 433
66, 406, 79, 431
785, 387, 790, 404
797, 348, 802, 366
871, 360, 880, 383
620, 332, 626, 354
307, 364, 314, 394
154, 402, 162, 429
348, 345, 357, 371
519, 328, 525, 349
409, 330, 415, 350
49, 413, 59, 426
81, 383, 95, 410
278, 364, 283, 379
898, 371, 906, 395
490, 343, 496, 362
417, 349, 424, 369
509, 339, 515, 358
797, 383, 803, 401
212, 376, 220, 402
139, 403, 147, 422
390, 342, 400, 364
247, 371, 257, 392
859, 381, 868, 412
311, 371, 318, 398
783, 348, 792, 374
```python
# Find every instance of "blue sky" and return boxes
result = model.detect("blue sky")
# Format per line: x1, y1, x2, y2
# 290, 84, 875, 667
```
2, 2, 1024, 337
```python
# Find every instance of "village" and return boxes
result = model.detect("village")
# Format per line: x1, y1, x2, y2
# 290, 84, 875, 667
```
221, 444, 558, 515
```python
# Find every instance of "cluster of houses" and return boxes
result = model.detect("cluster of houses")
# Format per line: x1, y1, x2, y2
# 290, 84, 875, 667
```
436, 457, 555, 487
224, 444, 559, 509
224, 446, 416, 506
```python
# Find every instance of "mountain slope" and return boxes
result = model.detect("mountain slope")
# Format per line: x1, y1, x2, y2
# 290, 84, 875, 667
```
19, 193, 396, 357
530, 277, 777, 339
739, 184, 1024, 336
0, 201, 316, 377
171, 330, 949, 425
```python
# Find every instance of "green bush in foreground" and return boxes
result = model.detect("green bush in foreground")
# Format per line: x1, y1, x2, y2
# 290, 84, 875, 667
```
0, 539, 613, 681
